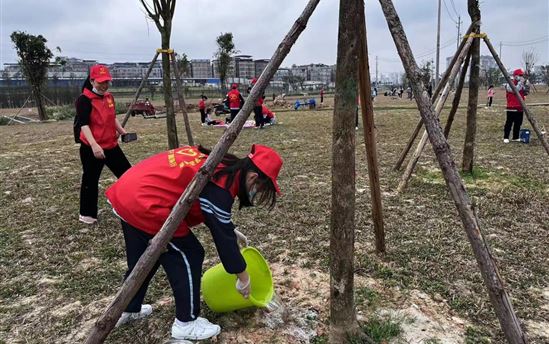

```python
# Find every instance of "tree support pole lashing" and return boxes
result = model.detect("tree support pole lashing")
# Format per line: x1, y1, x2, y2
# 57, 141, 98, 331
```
170, 51, 195, 146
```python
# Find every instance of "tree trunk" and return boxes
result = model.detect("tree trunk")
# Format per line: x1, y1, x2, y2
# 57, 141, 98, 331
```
444, 51, 472, 138
330, 0, 360, 342
379, 1, 528, 342
161, 31, 179, 149
33, 86, 47, 121
84, 1, 320, 342
171, 52, 194, 146
462, 1, 481, 173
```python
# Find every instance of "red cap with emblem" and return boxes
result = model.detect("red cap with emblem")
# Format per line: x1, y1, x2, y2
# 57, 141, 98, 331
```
90, 64, 112, 83
248, 144, 282, 194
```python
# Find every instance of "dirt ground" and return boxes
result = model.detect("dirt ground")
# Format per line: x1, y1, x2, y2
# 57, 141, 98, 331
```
0, 88, 548, 343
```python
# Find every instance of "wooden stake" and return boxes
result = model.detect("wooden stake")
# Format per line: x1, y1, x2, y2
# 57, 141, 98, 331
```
393, 22, 476, 171
379, 1, 528, 342
357, 6, 385, 254
397, 37, 474, 193
84, 1, 320, 342
121, 52, 160, 128
444, 50, 472, 138
170, 52, 195, 146
483, 36, 549, 157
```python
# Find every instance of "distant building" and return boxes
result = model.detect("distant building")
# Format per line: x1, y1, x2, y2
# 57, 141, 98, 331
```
110, 61, 162, 79
190, 59, 212, 78
234, 55, 255, 79
254, 59, 270, 78
273, 68, 291, 82
290, 63, 333, 84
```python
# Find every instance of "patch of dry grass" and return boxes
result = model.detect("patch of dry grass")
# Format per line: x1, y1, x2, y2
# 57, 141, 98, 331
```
1, 89, 548, 343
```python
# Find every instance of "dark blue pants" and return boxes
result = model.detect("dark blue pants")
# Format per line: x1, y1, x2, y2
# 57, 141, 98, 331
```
122, 221, 205, 322
504, 110, 524, 140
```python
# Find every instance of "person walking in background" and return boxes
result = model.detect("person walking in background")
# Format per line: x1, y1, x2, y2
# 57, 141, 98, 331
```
503, 69, 530, 143
198, 95, 208, 126
106, 144, 283, 340
225, 83, 244, 124
486, 85, 495, 108
74, 65, 132, 224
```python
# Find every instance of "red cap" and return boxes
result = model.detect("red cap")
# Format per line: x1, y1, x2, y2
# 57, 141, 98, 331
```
513, 69, 524, 76
251, 77, 257, 85
231, 83, 238, 89
90, 64, 112, 83
248, 144, 283, 194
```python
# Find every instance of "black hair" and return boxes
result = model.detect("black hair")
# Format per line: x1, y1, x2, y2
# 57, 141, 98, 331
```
81, 76, 93, 92
197, 145, 277, 210
489, 85, 494, 88
201, 95, 208, 100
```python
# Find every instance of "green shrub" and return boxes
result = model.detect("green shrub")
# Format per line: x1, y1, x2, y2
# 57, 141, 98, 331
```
46, 106, 75, 121
0, 116, 10, 125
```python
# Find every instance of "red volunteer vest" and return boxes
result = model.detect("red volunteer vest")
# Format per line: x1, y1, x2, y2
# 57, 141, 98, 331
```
506, 80, 525, 111
105, 146, 239, 237
227, 89, 242, 109
79, 88, 118, 149
198, 99, 206, 110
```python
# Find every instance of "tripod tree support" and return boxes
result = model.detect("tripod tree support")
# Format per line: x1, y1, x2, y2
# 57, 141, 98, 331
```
379, 1, 528, 342
483, 36, 549, 157
397, 36, 474, 193
393, 22, 476, 171
83, 0, 320, 342
121, 51, 160, 128
170, 51, 195, 146
357, 7, 385, 254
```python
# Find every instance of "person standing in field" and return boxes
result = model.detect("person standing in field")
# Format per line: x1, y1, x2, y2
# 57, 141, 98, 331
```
503, 69, 530, 143
74, 64, 131, 225
486, 85, 495, 108
320, 87, 324, 103
106, 144, 283, 340
225, 83, 244, 123
198, 95, 208, 126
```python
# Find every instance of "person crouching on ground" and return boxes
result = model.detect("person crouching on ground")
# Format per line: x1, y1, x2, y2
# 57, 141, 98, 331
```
105, 144, 283, 341
75, 64, 131, 225
503, 69, 529, 143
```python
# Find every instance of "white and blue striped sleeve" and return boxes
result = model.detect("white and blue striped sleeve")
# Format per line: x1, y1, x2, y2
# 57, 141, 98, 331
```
199, 182, 246, 274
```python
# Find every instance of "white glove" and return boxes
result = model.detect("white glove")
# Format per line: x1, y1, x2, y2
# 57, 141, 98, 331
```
236, 276, 251, 298
234, 227, 248, 247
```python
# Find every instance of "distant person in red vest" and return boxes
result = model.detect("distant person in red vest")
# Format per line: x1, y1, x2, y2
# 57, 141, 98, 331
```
74, 64, 131, 225
198, 95, 208, 126
105, 144, 282, 341
250, 78, 266, 128
224, 83, 244, 123
503, 69, 530, 143
262, 104, 276, 125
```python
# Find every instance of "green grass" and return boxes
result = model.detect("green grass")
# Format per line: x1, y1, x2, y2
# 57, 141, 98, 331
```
360, 316, 402, 343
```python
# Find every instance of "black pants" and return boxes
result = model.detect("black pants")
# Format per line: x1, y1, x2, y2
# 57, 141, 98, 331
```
199, 109, 207, 123
122, 221, 204, 322
229, 109, 239, 122
253, 105, 264, 127
79, 144, 131, 218
504, 110, 524, 140
487, 97, 493, 107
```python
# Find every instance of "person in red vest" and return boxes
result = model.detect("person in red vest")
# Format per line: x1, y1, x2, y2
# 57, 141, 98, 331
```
262, 104, 276, 125
105, 144, 283, 340
224, 83, 244, 123
503, 68, 530, 143
320, 87, 324, 103
198, 95, 208, 126
75, 64, 131, 224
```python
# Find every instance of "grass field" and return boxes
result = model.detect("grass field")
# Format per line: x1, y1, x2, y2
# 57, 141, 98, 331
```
1, 89, 548, 343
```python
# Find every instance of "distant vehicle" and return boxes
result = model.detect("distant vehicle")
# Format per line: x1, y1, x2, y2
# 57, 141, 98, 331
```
129, 99, 155, 118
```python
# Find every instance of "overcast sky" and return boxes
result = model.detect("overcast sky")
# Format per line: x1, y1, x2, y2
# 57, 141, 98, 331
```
1, 0, 547, 75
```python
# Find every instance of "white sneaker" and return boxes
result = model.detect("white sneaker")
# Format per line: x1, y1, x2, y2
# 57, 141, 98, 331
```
503, 139, 510, 143
512, 138, 521, 142
171, 317, 221, 340
79, 215, 97, 224
115, 304, 153, 327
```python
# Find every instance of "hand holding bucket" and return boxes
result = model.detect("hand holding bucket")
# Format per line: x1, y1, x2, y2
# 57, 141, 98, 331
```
202, 247, 274, 313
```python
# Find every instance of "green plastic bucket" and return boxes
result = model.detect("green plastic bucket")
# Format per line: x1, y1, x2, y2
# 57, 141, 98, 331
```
202, 247, 274, 313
